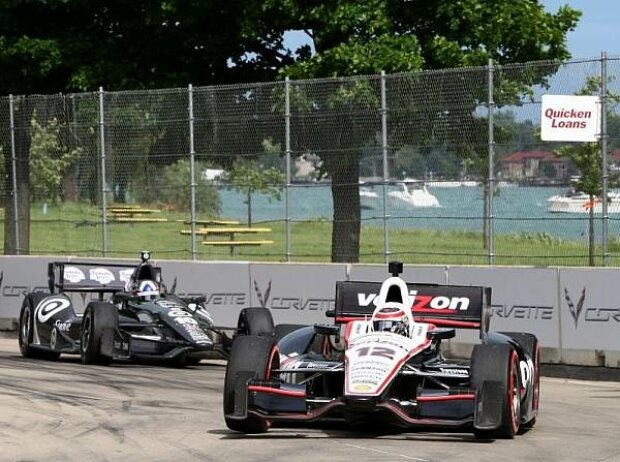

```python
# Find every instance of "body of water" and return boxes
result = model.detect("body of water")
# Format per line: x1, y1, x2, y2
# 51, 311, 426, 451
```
218, 185, 618, 241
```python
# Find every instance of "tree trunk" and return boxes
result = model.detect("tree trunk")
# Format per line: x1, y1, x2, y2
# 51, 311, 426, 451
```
331, 160, 361, 263
247, 192, 252, 227
4, 97, 32, 255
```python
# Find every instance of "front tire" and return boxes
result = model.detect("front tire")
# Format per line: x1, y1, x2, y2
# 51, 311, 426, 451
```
80, 302, 118, 365
223, 335, 278, 433
18, 294, 61, 360
237, 307, 274, 337
500, 332, 540, 429
471, 343, 521, 439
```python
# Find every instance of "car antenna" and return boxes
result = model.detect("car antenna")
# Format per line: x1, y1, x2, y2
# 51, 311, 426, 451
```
141, 250, 151, 263
388, 261, 403, 277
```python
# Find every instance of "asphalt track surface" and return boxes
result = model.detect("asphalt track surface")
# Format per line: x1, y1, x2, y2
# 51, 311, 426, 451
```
1, 339, 619, 462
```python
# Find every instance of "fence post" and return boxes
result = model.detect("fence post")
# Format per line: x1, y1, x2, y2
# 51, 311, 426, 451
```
487, 60, 495, 265
188, 84, 197, 261
600, 52, 609, 266
380, 71, 390, 263
99, 87, 108, 257
8, 95, 20, 255
285, 77, 292, 262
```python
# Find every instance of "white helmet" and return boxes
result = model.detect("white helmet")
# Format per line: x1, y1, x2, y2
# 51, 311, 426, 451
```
371, 276, 415, 337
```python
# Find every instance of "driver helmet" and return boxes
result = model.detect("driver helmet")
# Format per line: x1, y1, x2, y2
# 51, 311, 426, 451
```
133, 279, 160, 301
371, 276, 415, 337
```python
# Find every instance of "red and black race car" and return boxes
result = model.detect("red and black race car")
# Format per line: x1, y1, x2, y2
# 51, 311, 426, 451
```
224, 261, 540, 439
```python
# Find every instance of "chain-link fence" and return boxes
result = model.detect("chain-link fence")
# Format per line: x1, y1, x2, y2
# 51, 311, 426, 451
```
1, 56, 619, 266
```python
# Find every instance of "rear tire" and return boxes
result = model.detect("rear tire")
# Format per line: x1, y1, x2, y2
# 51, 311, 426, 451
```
18, 294, 61, 360
499, 332, 540, 429
80, 302, 118, 365
223, 335, 278, 433
237, 307, 274, 337
471, 343, 521, 439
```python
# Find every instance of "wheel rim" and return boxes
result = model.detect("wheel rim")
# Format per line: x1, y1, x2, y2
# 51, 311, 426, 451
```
81, 311, 92, 354
532, 345, 541, 412
20, 305, 31, 346
509, 353, 521, 432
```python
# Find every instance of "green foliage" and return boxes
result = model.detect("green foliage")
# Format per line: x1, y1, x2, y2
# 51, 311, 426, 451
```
152, 159, 220, 215
29, 116, 82, 203
227, 155, 285, 225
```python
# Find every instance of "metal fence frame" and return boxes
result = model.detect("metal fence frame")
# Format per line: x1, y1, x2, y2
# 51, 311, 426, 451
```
1, 54, 615, 264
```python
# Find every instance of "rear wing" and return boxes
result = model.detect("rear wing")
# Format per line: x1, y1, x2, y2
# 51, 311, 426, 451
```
331, 281, 492, 335
47, 261, 161, 294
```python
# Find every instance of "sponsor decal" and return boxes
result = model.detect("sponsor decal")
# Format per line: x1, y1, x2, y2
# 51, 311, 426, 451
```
254, 280, 334, 311
54, 320, 72, 332
282, 360, 341, 371
119, 269, 134, 284
439, 367, 468, 376
358, 291, 470, 312
64, 266, 86, 283
493, 304, 554, 320
89, 268, 115, 284
36, 298, 71, 323
564, 287, 586, 328
563, 286, 620, 327
520, 359, 534, 389
346, 329, 429, 396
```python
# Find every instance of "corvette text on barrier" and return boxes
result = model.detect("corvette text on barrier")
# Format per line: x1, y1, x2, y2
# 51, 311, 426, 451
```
224, 262, 540, 439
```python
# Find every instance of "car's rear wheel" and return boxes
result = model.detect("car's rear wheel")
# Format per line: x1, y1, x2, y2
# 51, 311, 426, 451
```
80, 302, 118, 365
499, 332, 540, 429
237, 307, 274, 337
223, 335, 278, 433
471, 343, 521, 439
18, 294, 61, 360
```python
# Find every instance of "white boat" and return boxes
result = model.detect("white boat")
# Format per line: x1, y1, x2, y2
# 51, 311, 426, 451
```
388, 179, 440, 208
359, 187, 379, 209
425, 180, 479, 188
547, 190, 620, 214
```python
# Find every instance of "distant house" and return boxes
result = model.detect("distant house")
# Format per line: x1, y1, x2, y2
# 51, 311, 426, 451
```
500, 151, 573, 183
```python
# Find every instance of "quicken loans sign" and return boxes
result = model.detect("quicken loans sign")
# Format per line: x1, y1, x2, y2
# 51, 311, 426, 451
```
540, 94, 600, 142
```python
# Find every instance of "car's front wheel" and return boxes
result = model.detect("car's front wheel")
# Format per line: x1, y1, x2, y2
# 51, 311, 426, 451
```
80, 302, 118, 365
471, 343, 521, 439
18, 294, 60, 360
223, 335, 278, 433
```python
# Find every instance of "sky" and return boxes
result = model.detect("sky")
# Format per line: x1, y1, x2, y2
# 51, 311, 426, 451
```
542, 0, 619, 59
284, 1, 619, 61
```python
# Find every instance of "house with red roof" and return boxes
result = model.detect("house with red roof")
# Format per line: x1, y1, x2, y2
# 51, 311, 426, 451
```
500, 150, 574, 183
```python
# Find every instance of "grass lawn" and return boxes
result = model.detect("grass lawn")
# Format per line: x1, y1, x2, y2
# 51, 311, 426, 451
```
2, 202, 618, 267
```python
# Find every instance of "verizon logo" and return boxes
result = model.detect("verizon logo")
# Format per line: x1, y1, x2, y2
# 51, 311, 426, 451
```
357, 291, 470, 311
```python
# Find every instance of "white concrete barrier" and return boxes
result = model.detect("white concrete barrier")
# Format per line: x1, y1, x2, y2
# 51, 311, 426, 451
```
0, 256, 618, 368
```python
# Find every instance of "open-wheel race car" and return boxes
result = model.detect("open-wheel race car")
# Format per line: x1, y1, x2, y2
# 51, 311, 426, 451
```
223, 261, 540, 439
18, 251, 267, 366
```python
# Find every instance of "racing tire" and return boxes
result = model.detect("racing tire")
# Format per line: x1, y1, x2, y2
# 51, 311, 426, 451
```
223, 335, 278, 433
499, 332, 540, 430
237, 307, 274, 337
18, 294, 61, 360
471, 343, 521, 439
80, 302, 118, 365
274, 323, 306, 342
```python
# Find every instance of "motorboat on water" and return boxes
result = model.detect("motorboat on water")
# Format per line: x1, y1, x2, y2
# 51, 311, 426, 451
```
547, 190, 620, 214
359, 186, 379, 209
388, 179, 440, 208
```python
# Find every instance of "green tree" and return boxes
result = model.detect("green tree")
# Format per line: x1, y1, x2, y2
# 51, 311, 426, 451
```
227, 154, 285, 227
29, 116, 82, 203
554, 76, 620, 266
147, 159, 220, 215
262, 0, 580, 261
